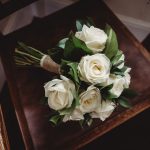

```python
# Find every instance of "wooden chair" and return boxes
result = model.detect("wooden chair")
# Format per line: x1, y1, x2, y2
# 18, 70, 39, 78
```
0, 0, 150, 149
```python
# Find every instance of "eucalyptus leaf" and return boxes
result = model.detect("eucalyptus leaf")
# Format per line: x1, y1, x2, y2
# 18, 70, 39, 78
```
104, 24, 118, 59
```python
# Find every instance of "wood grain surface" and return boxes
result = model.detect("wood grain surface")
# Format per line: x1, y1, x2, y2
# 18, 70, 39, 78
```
0, 0, 150, 149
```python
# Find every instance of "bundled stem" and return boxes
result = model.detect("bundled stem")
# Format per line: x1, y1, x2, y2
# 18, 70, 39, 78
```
14, 42, 45, 67
14, 42, 60, 74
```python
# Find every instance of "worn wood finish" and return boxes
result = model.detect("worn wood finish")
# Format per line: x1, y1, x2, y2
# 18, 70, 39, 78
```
0, 0, 150, 149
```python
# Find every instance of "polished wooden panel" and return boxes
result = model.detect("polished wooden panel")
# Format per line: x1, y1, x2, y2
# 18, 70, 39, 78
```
0, 0, 150, 149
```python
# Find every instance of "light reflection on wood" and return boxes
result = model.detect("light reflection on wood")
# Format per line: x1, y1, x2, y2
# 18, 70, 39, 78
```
0, 105, 10, 150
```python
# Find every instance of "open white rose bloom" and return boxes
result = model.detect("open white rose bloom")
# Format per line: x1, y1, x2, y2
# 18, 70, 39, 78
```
14, 19, 135, 127
75, 25, 108, 53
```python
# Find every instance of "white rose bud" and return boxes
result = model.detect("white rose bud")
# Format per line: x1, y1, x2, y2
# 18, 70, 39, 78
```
78, 53, 110, 84
79, 86, 101, 113
63, 108, 84, 122
44, 75, 75, 110
75, 25, 107, 53
91, 100, 116, 121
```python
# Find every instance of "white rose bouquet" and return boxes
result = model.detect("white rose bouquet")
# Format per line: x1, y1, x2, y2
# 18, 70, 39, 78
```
14, 18, 136, 127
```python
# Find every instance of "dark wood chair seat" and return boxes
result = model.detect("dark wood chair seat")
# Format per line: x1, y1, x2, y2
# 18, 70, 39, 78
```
0, 0, 150, 149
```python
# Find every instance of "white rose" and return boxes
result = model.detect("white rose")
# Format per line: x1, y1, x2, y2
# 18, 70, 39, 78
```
79, 86, 101, 113
44, 75, 75, 110
124, 72, 131, 88
103, 72, 131, 98
109, 76, 125, 97
78, 53, 110, 84
91, 100, 116, 121
75, 25, 107, 53
63, 108, 84, 122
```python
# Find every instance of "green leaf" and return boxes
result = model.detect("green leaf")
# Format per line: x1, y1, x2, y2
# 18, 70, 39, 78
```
113, 60, 124, 68
57, 38, 68, 49
111, 65, 129, 76
118, 97, 132, 108
74, 91, 80, 106
113, 71, 125, 76
100, 84, 118, 100
87, 118, 93, 126
102, 92, 118, 100
104, 24, 118, 59
49, 115, 62, 126
59, 104, 75, 116
59, 99, 77, 115
47, 47, 64, 64
68, 62, 80, 84
64, 34, 93, 59
102, 84, 114, 91
76, 20, 83, 31
86, 17, 95, 27
79, 114, 93, 128
121, 88, 137, 98
111, 50, 123, 65
76, 18, 94, 31
120, 66, 128, 73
